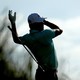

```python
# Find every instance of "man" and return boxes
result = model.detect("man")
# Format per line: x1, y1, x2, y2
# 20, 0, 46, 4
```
8, 10, 63, 80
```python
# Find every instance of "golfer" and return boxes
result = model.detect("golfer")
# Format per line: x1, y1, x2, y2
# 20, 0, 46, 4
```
8, 10, 63, 80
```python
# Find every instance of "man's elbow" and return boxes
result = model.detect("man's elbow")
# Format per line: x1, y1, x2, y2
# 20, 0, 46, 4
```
13, 38, 21, 44
59, 29, 63, 35
55, 29, 63, 36
13, 39, 18, 43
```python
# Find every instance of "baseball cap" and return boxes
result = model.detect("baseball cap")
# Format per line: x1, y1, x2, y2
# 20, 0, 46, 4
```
28, 13, 45, 24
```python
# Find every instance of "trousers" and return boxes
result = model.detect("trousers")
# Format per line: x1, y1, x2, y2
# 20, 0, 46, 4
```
35, 66, 58, 80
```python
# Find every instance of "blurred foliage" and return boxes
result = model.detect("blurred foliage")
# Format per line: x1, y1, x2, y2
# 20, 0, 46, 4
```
0, 8, 33, 80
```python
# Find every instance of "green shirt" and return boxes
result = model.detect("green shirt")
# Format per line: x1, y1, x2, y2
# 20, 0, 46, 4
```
20, 29, 58, 69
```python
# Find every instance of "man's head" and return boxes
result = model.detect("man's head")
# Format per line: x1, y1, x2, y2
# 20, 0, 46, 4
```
28, 13, 45, 31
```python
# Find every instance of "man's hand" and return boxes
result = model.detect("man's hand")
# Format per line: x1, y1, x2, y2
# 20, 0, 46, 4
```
8, 10, 16, 23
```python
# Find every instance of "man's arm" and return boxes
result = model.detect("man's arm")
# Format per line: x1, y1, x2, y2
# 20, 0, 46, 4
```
8, 10, 21, 44
44, 20, 63, 37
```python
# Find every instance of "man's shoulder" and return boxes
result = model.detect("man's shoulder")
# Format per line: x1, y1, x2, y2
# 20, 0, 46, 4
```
40, 29, 55, 39
21, 33, 31, 39
42, 29, 55, 34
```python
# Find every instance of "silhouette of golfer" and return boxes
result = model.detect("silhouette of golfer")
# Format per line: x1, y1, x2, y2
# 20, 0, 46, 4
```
8, 10, 63, 80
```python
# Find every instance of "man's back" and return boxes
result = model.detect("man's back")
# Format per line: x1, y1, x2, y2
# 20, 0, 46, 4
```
20, 29, 58, 70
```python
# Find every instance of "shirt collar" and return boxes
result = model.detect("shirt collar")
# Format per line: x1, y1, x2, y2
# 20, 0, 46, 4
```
30, 30, 39, 34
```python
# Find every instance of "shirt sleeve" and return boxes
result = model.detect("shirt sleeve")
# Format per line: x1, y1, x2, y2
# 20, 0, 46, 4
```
41, 29, 56, 39
33, 29, 56, 46
18, 34, 28, 45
